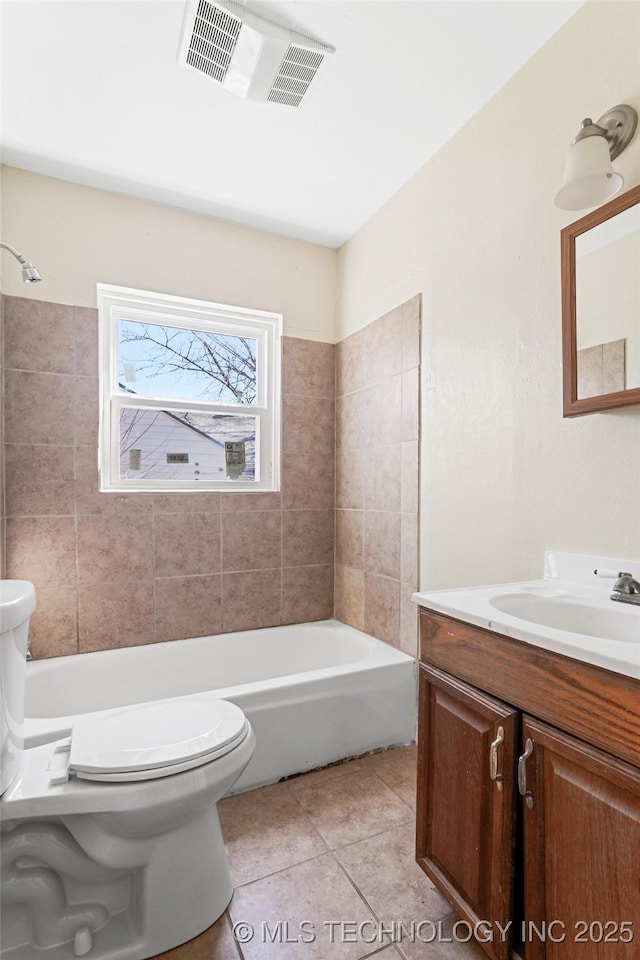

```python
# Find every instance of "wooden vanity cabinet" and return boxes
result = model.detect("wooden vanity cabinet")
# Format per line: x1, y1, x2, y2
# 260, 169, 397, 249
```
521, 717, 640, 960
416, 609, 640, 960
417, 664, 518, 960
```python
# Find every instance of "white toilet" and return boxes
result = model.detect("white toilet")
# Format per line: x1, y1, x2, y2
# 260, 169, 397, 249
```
0, 581, 255, 960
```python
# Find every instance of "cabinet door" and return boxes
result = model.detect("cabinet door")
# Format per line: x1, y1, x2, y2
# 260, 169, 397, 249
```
521, 716, 640, 960
416, 664, 518, 960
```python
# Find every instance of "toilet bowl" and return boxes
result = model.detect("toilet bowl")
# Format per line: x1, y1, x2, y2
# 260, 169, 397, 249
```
0, 581, 255, 960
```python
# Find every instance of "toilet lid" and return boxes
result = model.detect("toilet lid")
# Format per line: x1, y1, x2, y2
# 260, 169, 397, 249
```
68, 698, 248, 781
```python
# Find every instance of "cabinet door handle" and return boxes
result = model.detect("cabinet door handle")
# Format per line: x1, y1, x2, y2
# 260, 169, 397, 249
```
489, 726, 505, 791
518, 738, 534, 808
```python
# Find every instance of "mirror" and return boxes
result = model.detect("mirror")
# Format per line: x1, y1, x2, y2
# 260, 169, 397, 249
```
562, 183, 640, 416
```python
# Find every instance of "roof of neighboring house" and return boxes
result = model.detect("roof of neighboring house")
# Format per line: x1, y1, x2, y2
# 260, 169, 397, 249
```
118, 383, 253, 451
163, 410, 226, 449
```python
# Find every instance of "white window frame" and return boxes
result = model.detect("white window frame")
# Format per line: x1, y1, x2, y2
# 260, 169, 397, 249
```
98, 284, 281, 493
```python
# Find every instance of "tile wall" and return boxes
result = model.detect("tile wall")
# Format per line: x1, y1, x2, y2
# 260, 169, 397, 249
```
334, 296, 420, 656
1, 296, 335, 657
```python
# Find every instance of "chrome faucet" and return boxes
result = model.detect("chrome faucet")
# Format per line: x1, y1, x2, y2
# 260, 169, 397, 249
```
595, 568, 640, 606
611, 572, 640, 606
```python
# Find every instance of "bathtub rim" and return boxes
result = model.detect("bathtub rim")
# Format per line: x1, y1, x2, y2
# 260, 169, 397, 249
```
24, 619, 416, 748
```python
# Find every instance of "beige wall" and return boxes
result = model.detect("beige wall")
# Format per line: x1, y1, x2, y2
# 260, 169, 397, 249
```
337, 1, 640, 590
0, 166, 337, 343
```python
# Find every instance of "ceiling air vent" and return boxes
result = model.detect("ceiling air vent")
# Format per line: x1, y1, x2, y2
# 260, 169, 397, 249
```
178, 1, 334, 106
267, 34, 327, 108
184, 0, 243, 85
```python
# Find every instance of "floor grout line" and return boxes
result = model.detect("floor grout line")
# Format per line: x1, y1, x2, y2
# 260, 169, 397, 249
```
218, 751, 423, 959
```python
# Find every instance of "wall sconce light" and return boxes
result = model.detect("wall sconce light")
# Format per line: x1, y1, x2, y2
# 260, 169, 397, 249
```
554, 104, 637, 211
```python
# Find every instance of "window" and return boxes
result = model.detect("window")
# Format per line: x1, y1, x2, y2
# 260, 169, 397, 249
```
98, 285, 281, 492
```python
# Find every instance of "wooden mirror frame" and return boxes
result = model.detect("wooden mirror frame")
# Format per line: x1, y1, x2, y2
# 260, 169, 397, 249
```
562, 183, 640, 417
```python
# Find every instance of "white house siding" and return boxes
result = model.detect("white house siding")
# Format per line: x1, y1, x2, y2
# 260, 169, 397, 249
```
119, 408, 227, 481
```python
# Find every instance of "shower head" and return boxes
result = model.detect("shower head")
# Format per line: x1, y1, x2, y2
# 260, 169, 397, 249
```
20, 261, 42, 284
0, 241, 42, 283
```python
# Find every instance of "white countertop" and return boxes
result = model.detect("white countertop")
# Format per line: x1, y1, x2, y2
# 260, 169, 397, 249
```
413, 551, 640, 681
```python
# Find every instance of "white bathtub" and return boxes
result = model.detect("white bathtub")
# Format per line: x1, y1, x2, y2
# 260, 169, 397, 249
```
24, 619, 417, 793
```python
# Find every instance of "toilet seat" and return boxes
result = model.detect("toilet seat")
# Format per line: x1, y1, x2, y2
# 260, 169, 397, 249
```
54, 698, 249, 784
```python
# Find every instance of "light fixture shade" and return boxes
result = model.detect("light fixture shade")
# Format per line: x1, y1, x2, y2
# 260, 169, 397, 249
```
554, 134, 623, 211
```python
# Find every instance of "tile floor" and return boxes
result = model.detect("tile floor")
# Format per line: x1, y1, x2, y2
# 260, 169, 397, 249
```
158, 747, 485, 960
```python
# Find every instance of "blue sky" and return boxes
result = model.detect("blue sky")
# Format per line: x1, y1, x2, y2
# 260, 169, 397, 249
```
118, 320, 256, 403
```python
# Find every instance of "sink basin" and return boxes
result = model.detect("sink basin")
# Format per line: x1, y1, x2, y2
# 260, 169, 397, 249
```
489, 593, 639, 645
413, 551, 640, 679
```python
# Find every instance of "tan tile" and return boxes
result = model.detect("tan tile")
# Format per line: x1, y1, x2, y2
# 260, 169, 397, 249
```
291, 769, 413, 850
400, 443, 419, 515
363, 377, 402, 448
74, 307, 99, 378
282, 453, 335, 512
364, 306, 403, 387
336, 446, 365, 510
155, 512, 221, 577
577, 343, 603, 400
401, 369, 419, 443
400, 514, 418, 586
336, 391, 366, 453
228, 852, 376, 960
76, 515, 154, 583
288, 756, 369, 789
4, 370, 75, 445
336, 823, 450, 942
363, 747, 417, 811
4, 444, 75, 517
283, 396, 335, 456
222, 569, 282, 632
6, 517, 77, 587
402, 296, 421, 373
334, 565, 364, 630
282, 396, 335, 510
222, 511, 281, 572
283, 337, 335, 399
282, 565, 333, 624
3, 296, 76, 374
219, 781, 328, 886
154, 913, 240, 960
395, 913, 487, 960
335, 510, 363, 569
399, 582, 418, 659
364, 575, 400, 647
602, 337, 625, 394
155, 574, 222, 642
364, 512, 400, 580
336, 328, 366, 398
283, 510, 333, 567
78, 580, 155, 652
75, 445, 154, 515
364, 744, 417, 771
29, 585, 78, 659
154, 493, 221, 514
73, 377, 99, 444
221, 492, 281, 512
363, 445, 402, 513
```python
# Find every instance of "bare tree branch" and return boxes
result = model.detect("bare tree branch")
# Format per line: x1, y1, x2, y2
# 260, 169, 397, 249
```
120, 324, 257, 403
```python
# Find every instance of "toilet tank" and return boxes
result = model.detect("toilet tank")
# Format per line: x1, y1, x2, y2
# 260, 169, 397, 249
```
0, 581, 36, 795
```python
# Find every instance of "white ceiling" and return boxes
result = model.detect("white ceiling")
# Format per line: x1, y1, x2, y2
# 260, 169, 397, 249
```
0, 0, 582, 247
